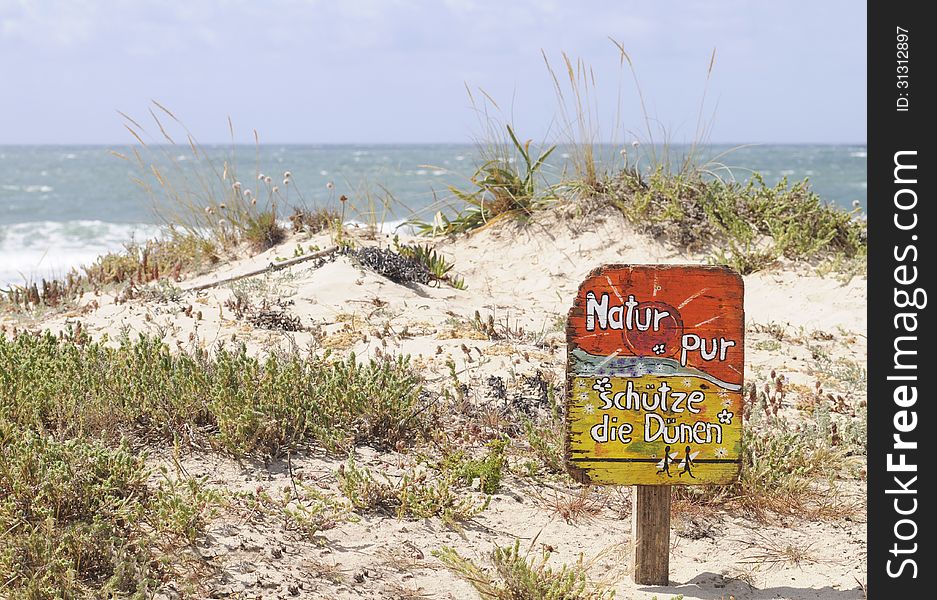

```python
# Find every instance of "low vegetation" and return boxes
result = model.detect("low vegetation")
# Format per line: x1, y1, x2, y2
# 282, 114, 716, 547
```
409, 123, 557, 236
674, 403, 861, 521
412, 160, 866, 277
435, 540, 615, 600
289, 206, 341, 234
0, 422, 219, 598
338, 456, 490, 527
394, 237, 467, 289
442, 439, 508, 494
602, 169, 866, 274
1, 232, 218, 311
0, 331, 426, 458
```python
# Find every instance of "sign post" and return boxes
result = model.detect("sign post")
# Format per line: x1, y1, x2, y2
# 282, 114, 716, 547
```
565, 264, 744, 585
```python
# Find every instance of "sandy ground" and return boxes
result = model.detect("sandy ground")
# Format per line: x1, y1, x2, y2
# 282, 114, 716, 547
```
7, 206, 867, 599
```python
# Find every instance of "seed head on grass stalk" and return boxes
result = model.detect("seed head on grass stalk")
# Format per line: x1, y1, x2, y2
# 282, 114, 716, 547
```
119, 101, 291, 256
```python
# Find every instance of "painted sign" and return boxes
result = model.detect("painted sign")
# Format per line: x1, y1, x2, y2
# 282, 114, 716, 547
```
565, 265, 744, 485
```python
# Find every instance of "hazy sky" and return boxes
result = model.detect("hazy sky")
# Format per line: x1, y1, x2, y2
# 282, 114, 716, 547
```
0, 0, 866, 145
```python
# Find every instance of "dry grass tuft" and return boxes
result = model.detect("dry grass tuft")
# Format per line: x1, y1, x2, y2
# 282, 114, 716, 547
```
549, 487, 604, 525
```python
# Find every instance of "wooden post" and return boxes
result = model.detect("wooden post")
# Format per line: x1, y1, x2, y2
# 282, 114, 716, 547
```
566, 266, 744, 587
632, 484, 671, 585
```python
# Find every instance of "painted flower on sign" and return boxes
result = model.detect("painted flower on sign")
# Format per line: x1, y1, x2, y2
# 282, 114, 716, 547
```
717, 409, 734, 425
592, 377, 611, 393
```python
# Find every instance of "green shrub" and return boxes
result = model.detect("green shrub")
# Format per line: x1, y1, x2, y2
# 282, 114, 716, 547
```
394, 237, 467, 289
0, 421, 216, 598
445, 439, 508, 494
240, 209, 286, 253
604, 169, 866, 274
0, 333, 425, 458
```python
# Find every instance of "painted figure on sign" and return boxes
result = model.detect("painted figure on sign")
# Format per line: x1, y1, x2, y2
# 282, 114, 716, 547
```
678, 446, 699, 479
655, 445, 677, 477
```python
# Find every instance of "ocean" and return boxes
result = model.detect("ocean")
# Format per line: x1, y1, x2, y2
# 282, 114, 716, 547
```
0, 144, 866, 288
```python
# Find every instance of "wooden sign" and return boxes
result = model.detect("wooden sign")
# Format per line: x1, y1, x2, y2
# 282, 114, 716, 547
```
566, 264, 744, 486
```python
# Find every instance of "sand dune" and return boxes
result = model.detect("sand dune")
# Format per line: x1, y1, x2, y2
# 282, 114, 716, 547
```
5, 207, 867, 599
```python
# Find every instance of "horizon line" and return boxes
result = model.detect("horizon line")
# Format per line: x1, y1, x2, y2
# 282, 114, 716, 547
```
0, 140, 868, 147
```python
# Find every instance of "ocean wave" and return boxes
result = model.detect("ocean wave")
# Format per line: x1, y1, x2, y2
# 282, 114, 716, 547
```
1, 184, 54, 193
345, 217, 415, 235
0, 220, 161, 287
849, 151, 867, 158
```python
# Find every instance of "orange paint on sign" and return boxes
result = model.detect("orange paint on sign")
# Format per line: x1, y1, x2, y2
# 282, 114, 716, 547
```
565, 264, 744, 486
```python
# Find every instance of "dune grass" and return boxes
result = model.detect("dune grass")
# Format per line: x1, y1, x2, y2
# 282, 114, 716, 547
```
409, 119, 557, 236
407, 41, 865, 277
601, 169, 866, 274
115, 104, 288, 253
1, 231, 218, 311
337, 455, 491, 527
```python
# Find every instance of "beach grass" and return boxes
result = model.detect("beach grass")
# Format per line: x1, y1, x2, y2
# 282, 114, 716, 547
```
602, 169, 866, 274
672, 407, 860, 521
337, 455, 491, 528
400, 42, 865, 278
409, 119, 557, 236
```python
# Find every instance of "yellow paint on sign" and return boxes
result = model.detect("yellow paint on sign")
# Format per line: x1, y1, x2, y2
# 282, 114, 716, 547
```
567, 375, 741, 485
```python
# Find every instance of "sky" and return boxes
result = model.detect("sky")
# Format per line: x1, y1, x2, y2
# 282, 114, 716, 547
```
0, 0, 866, 145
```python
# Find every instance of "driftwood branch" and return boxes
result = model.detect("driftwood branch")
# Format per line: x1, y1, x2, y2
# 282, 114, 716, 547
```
184, 245, 339, 292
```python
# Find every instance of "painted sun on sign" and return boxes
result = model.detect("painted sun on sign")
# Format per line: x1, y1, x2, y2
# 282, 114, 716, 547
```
565, 264, 744, 486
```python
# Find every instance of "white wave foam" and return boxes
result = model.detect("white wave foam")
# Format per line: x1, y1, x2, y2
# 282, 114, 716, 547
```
1, 184, 54, 193
849, 151, 867, 158
0, 220, 161, 287
345, 218, 415, 235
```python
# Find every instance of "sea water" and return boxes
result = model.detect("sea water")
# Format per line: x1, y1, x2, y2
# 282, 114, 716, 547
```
0, 144, 866, 287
